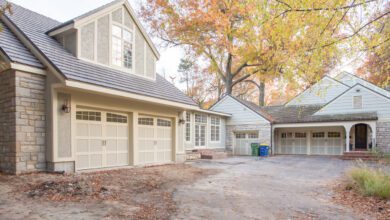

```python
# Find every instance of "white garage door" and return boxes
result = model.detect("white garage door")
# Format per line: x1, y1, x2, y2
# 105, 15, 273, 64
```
311, 131, 343, 155
138, 116, 173, 164
234, 132, 259, 155
76, 110, 129, 170
278, 132, 308, 154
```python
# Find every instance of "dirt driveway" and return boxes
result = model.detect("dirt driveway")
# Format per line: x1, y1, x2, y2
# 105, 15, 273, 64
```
0, 156, 378, 219
174, 156, 373, 220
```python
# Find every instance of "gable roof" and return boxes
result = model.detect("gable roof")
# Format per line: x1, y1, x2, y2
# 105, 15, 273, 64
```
46, 0, 160, 59
0, 0, 197, 106
223, 95, 274, 122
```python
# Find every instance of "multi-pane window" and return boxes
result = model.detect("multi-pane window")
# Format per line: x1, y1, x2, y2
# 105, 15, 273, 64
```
328, 132, 341, 138
235, 133, 246, 139
195, 114, 207, 123
281, 132, 293, 139
76, 111, 101, 121
210, 116, 220, 142
107, 113, 127, 123
185, 112, 191, 142
295, 132, 306, 138
248, 133, 259, 139
195, 114, 206, 146
312, 132, 325, 138
111, 23, 133, 69
138, 117, 154, 125
157, 119, 171, 127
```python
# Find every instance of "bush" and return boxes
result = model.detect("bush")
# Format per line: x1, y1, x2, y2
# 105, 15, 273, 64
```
348, 164, 390, 199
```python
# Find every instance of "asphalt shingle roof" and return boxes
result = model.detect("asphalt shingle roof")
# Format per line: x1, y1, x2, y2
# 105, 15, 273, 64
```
0, 0, 197, 106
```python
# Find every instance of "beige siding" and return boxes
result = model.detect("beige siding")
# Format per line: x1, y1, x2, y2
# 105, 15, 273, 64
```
97, 15, 110, 65
135, 28, 145, 76
80, 22, 95, 60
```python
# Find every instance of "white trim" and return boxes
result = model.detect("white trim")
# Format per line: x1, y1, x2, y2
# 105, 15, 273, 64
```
10, 63, 47, 75
48, 23, 75, 36
192, 108, 231, 117
65, 80, 200, 110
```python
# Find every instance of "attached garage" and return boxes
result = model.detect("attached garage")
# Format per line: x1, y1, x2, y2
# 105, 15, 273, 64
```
233, 132, 260, 155
75, 110, 129, 170
137, 116, 173, 165
276, 128, 344, 156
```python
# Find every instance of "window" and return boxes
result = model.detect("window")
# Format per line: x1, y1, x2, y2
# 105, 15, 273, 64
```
281, 132, 293, 139
248, 133, 259, 139
312, 132, 325, 138
195, 114, 207, 123
295, 132, 306, 138
210, 116, 220, 142
235, 133, 246, 139
138, 117, 153, 125
353, 96, 362, 109
111, 24, 133, 69
107, 113, 127, 123
76, 111, 101, 121
185, 112, 191, 142
157, 119, 171, 127
328, 132, 341, 138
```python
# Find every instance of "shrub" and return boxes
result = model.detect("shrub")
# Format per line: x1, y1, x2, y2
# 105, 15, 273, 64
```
348, 164, 390, 199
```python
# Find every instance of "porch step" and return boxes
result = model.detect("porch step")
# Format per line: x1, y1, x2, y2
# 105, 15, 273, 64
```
193, 149, 228, 160
341, 151, 379, 161
186, 152, 201, 160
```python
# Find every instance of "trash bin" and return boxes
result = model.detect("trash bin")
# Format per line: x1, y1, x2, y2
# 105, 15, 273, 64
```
251, 143, 259, 156
259, 145, 269, 157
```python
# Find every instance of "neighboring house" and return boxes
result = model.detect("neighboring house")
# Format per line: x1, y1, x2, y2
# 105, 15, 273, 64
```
0, 0, 229, 174
211, 73, 390, 156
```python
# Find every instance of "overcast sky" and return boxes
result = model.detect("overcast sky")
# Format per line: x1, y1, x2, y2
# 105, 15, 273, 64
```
8, 0, 184, 84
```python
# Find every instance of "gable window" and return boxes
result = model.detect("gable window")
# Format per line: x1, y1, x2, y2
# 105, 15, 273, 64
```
210, 116, 220, 142
353, 96, 362, 109
185, 112, 191, 142
111, 24, 133, 69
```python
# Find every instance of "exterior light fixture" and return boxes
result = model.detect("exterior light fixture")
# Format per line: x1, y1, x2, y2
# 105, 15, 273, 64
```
179, 119, 186, 124
62, 99, 71, 113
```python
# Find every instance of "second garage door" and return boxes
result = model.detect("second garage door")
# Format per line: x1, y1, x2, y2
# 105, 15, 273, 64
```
138, 116, 173, 164
234, 132, 259, 155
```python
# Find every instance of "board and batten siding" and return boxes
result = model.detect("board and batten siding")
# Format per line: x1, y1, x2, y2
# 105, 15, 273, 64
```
211, 96, 269, 125
336, 73, 390, 98
183, 112, 226, 150
287, 77, 349, 106
315, 85, 390, 119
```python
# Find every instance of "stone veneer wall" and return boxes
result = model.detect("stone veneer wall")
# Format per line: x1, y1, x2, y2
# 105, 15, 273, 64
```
226, 124, 271, 150
377, 121, 390, 153
0, 70, 46, 174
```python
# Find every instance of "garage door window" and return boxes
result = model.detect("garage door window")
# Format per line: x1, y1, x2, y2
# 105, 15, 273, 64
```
76, 111, 101, 121
248, 133, 258, 139
157, 119, 171, 127
235, 133, 246, 139
107, 113, 127, 123
328, 132, 341, 138
138, 117, 154, 125
312, 132, 325, 138
281, 132, 292, 138
295, 132, 306, 138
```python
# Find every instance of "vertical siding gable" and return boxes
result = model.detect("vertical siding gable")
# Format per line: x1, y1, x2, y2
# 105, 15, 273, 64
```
315, 85, 390, 119
211, 96, 269, 125
287, 77, 349, 106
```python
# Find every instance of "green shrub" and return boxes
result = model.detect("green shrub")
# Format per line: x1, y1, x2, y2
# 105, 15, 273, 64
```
348, 165, 390, 199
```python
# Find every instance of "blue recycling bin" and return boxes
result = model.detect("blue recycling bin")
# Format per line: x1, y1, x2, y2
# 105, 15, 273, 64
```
259, 145, 269, 157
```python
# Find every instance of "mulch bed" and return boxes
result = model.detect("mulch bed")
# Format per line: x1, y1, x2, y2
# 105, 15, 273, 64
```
332, 180, 390, 220
2, 164, 219, 220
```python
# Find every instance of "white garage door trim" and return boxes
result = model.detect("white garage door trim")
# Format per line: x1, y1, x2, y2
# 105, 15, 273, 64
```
278, 132, 308, 154
233, 132, 259, 155
138, 115, 173, 165
75, 109, 129, 170
311, 131, 343, 155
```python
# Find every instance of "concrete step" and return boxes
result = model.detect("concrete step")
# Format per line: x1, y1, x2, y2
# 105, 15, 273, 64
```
200, 152, 228, 160
186, 152, 201, 160
341, 151, 378, 161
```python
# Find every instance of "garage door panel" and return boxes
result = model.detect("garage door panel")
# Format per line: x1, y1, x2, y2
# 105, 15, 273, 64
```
106, 125, 117, 137
89, 124, 103, 136
77, 139, 89, 153
90, 154, 103, 168
117, 140, 128, 151
77, 123, 89, 136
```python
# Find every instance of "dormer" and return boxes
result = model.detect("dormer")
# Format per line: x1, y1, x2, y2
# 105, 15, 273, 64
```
47, 0, 159, 80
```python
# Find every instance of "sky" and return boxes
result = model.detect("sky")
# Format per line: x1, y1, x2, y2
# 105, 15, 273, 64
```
8, 0, 185, 84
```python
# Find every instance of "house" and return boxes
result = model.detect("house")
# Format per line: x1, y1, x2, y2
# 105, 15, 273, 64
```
0, 0, 230, 174
211, 73, 390, 156
1, 1, 389, 175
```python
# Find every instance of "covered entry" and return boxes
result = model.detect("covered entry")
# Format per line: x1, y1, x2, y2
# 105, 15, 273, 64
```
75, 110, 129, 170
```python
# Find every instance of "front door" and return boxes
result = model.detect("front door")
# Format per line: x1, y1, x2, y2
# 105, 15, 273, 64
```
355, 124, 367, 149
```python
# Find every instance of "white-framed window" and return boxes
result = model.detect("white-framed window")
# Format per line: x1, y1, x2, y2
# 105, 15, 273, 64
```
235, 133, 246, 139
295, 132, 306, 138
312, 132, 325, 138
281, 132, 293, 139
195, 114, 207, 147
353, 96, 362, 109
76, 111, 101, 121
248, 133, 259, 139
157, 118, 171, 127
328, 132, 341, 138
138, 117, 154, 125
195, 114, 207, 123
185, 112, 191, 142
111, 24, 133, 70
210, 116, 220, 142
107, 113, 127, 123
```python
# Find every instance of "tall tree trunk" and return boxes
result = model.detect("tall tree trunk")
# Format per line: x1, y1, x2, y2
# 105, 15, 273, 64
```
259, 81, 265, 106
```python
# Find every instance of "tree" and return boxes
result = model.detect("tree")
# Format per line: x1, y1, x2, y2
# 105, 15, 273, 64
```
141, 0, 387, 104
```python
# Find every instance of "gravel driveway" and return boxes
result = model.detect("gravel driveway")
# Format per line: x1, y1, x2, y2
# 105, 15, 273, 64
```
173, 156, 372, 220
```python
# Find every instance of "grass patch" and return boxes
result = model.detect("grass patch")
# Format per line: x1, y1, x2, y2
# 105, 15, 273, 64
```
348, 163, 390, 199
